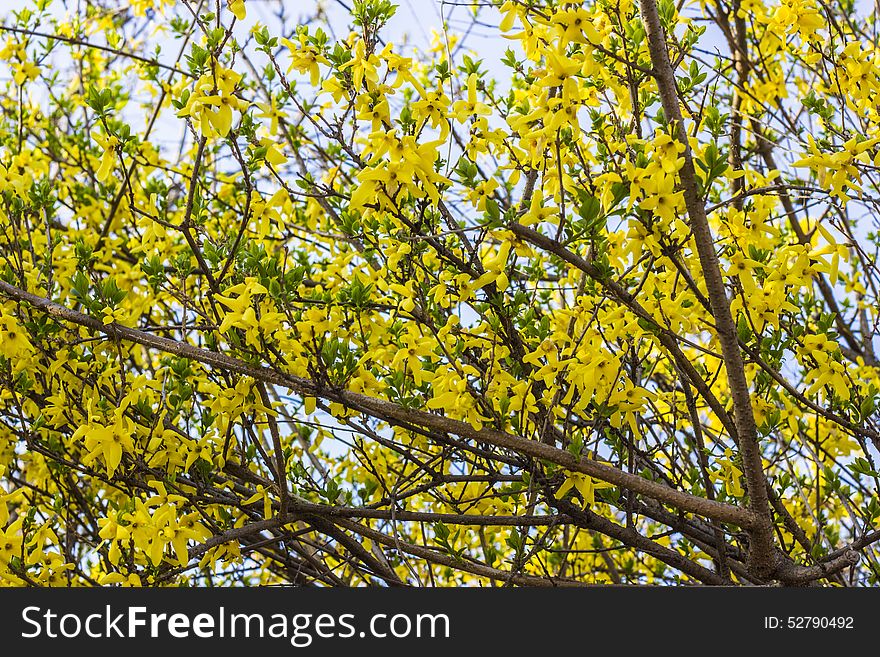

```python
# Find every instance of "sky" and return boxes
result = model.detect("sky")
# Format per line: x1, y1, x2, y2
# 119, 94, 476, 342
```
0, 0, 513, 57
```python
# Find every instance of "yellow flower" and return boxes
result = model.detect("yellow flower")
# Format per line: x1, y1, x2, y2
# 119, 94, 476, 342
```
0, 313, 33, 360
639, 188, 684, 225
555, 472, 610, 509
281, 37, 329, 87
259, 137, 287, 167
710, 449, 744, 498
0, 517, 24, 565
451, 74, 492, 124
390, 332, 436, 386
550, 6, 602, 48
650, 132, 686, 174
200, 93, 244, 137
228, 0, 246, 20
73, 412, 135, 478
255, 96, 284, 135
92, 131, 119, 183
12, 60, 39, 85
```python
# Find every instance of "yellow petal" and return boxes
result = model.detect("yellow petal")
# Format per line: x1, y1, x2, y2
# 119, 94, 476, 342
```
228, 0, 246, 20
96, 151, 114, 183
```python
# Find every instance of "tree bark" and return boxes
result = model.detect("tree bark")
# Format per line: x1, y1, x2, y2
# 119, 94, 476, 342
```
636, 0, 776, 579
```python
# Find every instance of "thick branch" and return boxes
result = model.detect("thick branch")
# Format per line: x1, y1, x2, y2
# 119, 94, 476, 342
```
0, 279, 759, 529
551, 496, 727, 585
636, 0, 775, 579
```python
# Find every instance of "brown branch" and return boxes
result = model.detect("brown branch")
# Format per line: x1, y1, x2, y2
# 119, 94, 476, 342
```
0, 25, 196, 78
256, 382, 290, 514
178, 135, 219, 292
0, 279, 759, 529
771, 549, 860, 586
636, 0, 776, 579
331, 516, 588, 587
551, 495, 727, 585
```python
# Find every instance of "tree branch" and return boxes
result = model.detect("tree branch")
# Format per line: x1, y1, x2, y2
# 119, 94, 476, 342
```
0, 279, 759, 529
636, 0, 776, 579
